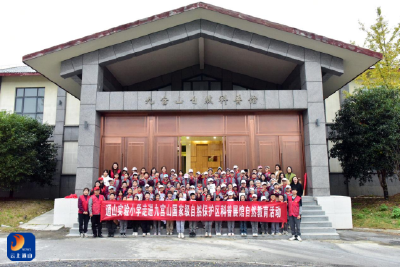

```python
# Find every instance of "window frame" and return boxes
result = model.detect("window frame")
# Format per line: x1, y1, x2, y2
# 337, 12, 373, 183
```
15, 87, 45, 122
182, 74, 221, 91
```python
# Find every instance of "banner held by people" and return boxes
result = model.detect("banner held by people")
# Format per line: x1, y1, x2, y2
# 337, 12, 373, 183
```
101, 201, 287, 222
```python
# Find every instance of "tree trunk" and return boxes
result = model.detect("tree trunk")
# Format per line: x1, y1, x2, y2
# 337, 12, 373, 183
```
9, 189, 14, 198
378, 171, 389, 200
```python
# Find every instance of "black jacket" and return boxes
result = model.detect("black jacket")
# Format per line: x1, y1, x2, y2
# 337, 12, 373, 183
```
290, 182, 303, 196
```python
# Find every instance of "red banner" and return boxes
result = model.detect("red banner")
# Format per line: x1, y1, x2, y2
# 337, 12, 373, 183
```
100, 201, 287, 222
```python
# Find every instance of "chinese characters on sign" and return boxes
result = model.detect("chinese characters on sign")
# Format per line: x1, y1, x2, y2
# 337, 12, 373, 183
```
101, 201, 286, 222
144, 94, 259, 106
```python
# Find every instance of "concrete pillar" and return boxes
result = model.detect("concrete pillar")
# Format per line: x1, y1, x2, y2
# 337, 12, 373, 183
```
75, 51, 103, 194
53, 87, 67, 197
301, 51, 330, 196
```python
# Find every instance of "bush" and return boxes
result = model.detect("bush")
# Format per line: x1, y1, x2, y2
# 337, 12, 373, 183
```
356, 213, 366, 219
391, 207, 400, 219
379, 204, 389, 211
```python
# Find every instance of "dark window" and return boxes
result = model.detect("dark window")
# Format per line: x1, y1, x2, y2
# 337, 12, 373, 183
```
182, 74, 221, 91
15, 87, 44, 122
233, 84, 250, 91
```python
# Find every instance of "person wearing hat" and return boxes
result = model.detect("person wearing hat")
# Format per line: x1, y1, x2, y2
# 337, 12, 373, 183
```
285, 166, 297, 184
227, 191, 235, 236
157, 185, 166, 200
264, 166, 271, 179
188, 169, 196, 186
220, 183, 228, 200
161, 173, 169, 187
189, 193, 197, 237
217, 167, 222, 178
239, 179, 249, 195
165, 191, 175, 235
238, 170, 247, 186
259, 196, 269, 235
220, 171, 228, 186
89, 186, 105, 238
202, 171, 209, 187
188, 185, 196, 196
204, 193, 214, 237
207, 178, 216, 196
233, 165, 240, 181
288, 188, 302, 241
269, 195, 280, 236
280, 178, 290, 193
261, 182, 270, 201
78, 187, 90, 238
170, 168, 176, 181
271, 182, 282, 198
179, 184, 187, 200
105, 193, 117, 237
106, 186, 116, 200
228, 170, 237, 186
207, 168, 213, 181
90, 180, 105, 196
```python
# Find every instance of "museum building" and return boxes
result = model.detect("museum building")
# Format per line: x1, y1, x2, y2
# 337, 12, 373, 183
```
1, 2, 386, 198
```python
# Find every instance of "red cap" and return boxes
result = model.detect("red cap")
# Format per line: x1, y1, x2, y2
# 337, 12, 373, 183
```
94, 187, 100, 191
98, 177, 103, 181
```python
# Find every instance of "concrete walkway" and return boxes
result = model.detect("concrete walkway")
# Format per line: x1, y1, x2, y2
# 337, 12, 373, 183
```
19, 210, 64, 231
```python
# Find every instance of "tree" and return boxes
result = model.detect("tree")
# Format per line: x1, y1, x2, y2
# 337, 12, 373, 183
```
329, 87, 400, 200
0, 112, 57, 198
354, 7, 400, 89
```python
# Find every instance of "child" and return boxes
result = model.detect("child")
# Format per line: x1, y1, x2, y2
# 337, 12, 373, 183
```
260, 196, 269, 235
288, 188, 302, 242
165, 191, 174, 235
88, 187, 105, 238
78, 187, 90, 238
106, 193, 117, 237
270, 195, 279, 236
227, 191, 235, 236
132, 196, 140, 236
239, 194, 247, 237
176, 192, 186, 238
214, 195, 222, 236
189, 193, 197, 237
141, 192, 152, 237
251, 194, 259, 237
153, 193, 162, 235
277, 195, 285, 236
119, 196, 128, 237
204, 194, 213, 237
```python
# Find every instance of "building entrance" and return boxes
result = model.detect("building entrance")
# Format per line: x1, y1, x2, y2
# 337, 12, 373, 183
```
180, 136, 223, 173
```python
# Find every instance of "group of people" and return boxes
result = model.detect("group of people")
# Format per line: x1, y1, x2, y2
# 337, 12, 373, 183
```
78, 163, 304, 241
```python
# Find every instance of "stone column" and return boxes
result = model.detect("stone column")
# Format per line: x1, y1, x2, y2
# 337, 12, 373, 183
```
53, 87, 67, 198
75, 51, 103, 194
301, 51, 330, 196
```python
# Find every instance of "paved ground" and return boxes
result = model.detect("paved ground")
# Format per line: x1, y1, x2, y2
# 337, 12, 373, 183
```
0, 229, 399, 267
19, 210, 63, 231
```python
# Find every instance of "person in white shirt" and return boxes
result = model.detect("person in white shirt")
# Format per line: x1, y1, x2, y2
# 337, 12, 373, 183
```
101, 170, 113, 186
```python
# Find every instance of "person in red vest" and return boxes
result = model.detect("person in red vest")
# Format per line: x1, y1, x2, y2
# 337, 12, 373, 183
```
109, 162, 121, 179
89, 187, 105, 238
78, 187, 90, 238
287, 188, 302, 242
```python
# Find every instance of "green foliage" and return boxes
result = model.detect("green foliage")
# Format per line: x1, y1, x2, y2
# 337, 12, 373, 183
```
392, 207, 400, 219
329, 87, 400, 198
0, 112, 57, 193
355, 213, 366, 220
354, 7, 400, 90
379, 204, 389, 211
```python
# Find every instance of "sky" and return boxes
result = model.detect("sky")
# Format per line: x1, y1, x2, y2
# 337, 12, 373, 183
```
1, 0, 399, 68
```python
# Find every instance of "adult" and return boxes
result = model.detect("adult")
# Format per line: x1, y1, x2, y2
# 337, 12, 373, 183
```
78, 187, 90, 238
109, 162, 121, 179
150, 167, 157, 179
290, 176, 303, 197
274, 164, 282, 179
139, 167, 146, 180
89, 187, 105, 238
100, 170, 113, 186
285, 166, 297, 184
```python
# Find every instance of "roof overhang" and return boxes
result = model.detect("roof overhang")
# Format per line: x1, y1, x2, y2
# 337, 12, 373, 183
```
22, 2, 381, 99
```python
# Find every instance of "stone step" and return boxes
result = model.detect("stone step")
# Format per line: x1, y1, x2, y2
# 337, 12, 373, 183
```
300, 205, 322, 210
302, 210, 325, 216
301, 196, 314, 201
300, 233, 340, 240
302, 200, 317, 205
301, 215, 329, 222
300, 221, 332, 227
301, 227, 337, 233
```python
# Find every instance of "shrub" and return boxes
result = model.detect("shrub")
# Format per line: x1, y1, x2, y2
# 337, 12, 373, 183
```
379, 204, 389, 211
391, 207, 400, 219
356, 213, 366, 219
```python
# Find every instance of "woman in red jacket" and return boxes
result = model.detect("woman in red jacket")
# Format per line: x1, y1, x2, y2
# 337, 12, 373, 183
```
78, 188, 90, 238
109, 162, 121, 179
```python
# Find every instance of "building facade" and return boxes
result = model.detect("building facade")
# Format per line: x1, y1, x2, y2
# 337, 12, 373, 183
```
1, 3, 397, 198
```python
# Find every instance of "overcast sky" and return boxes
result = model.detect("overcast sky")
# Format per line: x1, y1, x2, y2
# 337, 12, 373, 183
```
1, 0, 399, 68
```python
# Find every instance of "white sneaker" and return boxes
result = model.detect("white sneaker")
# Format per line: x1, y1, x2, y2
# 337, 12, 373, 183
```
271, 233, 275, 236
244, 233, 247, 237
181, 233, 185, 238
205, 232, 208, 237
277, 232, 282, 236
228, 233, 231, 236
253, 233, 258, 237
143, 233, 146, 237
297, 236, 302, 242
289, 235, 296, 241
134, 232, 138, 236
231, 233, 235, 236
241, 233, 244, 236
178, 233, 181, 238
147, 233, 151, 236
158, 232, 161, 236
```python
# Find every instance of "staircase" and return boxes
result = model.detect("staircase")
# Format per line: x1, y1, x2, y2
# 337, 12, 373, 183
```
68, 196, 339, 240
300, 196, 339, 240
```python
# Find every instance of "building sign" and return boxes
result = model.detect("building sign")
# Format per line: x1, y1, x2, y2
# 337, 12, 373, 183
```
100, 201, 287, 222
